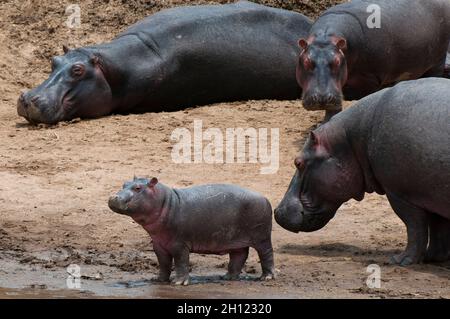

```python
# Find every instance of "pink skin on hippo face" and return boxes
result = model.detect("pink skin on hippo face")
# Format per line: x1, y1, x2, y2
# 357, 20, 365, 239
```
275, 129, 364, 233
17, 47, 114, 124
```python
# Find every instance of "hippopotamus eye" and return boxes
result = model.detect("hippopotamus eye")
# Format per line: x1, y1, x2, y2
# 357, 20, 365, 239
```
133, 185, 142, 192
71, 64, 85, 78
294, 157, 305, 171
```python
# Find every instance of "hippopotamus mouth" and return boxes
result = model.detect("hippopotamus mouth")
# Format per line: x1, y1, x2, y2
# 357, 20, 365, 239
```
108, 195, 130, 215
302, 92, 343, 112
17, 92, 70, 125
275, 199, 336, 233
274, 173, 337, 233
17, 95, 44, 125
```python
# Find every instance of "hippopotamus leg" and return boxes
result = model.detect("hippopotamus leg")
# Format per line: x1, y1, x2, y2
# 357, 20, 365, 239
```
222, 248, 249, 280
387, 192, 429, 266
425, 214, 450, 263
172, 244, 190, 286
323, 110, 341, 123
153, 243, 173, 282
253, 239, 275, 280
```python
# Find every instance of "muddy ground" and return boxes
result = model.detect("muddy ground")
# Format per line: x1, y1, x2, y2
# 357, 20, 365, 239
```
0, 0, 449, 299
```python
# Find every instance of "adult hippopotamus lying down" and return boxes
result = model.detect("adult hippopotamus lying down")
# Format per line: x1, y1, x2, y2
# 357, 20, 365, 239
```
296, 0, 450, 121
108, 177, 275, 285
275, 78, 450, 266
17, 1, 312, 125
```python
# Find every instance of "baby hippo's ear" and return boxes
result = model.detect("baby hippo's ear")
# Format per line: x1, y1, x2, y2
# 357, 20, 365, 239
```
63, 45, 71, 54
148, 177, 158, 188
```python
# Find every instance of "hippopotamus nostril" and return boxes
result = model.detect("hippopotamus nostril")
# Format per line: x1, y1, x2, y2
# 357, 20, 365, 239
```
30, 95, 40, 104
326, 94, 335, 104
312, 94, 319, 102
108, 194, 131, 215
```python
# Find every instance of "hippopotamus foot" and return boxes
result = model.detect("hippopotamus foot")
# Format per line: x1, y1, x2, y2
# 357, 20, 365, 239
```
387, 192, 428, 265
254, 239, 276, 280
171, 245, 190, 285
260, 272, 275, 281
172, 275, 190, 286
150, 275, 171, 284
424, 213, 450, 263
390, 253, 417, 266
222, 247, 249, 281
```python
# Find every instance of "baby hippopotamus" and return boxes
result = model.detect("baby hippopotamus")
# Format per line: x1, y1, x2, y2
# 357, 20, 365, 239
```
108, 177, 275, 285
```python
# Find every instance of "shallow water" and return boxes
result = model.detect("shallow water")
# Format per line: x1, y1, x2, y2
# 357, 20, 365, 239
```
0, 255, 289, 299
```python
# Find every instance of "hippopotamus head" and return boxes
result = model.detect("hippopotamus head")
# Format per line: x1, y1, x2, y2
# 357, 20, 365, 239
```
17, 46, 114, 124
108, 177, 163, 226
296, 35, 348, 111
275, 126, 364, 232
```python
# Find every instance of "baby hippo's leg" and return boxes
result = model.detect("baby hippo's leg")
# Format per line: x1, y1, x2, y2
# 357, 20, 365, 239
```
222, 247, 249, 281
254, 239, 275, 280
172, 244, 190, 286
153, 244, 173, 282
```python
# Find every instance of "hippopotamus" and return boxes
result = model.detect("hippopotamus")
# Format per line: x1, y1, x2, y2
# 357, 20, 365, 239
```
17, 1, 312, 124
275, 78, 450, 265
108, 177, 275, 285
296, 0, 450, 121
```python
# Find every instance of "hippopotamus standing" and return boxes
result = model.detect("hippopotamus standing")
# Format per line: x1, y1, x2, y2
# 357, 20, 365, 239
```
275, 78, 450, 265
108, 177, 275, 285
17, 1, 312, 124
296, 0, 450, 121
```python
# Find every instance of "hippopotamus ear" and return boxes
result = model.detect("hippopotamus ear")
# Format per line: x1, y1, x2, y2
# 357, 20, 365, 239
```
148, 177, 158, 188
298, 38, 308, 51
63, 45, 71, 54
331, 37, 347, 51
